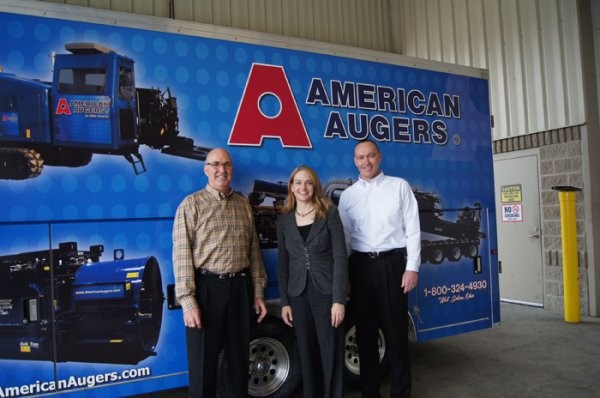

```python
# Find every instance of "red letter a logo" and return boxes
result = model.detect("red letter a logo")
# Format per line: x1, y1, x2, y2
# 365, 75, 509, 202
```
55, 98, 72, 115
228, 63, 311, 148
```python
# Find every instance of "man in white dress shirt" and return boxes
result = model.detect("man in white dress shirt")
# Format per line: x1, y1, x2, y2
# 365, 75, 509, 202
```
338, 139, 421, 398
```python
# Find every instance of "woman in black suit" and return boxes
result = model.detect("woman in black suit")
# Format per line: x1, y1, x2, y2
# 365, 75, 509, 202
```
277, 165, 348, 398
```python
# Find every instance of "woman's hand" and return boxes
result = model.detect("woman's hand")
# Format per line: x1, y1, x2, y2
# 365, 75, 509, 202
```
281, 305, 294, 327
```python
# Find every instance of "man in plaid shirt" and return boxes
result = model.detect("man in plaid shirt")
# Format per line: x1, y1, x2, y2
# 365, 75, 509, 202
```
173, 148, 267, 397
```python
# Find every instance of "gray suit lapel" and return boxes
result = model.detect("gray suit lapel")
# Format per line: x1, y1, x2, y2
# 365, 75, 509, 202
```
283, 212, 305, 244
305, 216, 326, 244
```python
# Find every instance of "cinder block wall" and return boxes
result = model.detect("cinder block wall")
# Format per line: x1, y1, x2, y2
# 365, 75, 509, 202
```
493, 126, 588, 314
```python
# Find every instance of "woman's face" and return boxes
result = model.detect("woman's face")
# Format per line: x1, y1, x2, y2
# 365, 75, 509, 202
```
291, 169, 315, 204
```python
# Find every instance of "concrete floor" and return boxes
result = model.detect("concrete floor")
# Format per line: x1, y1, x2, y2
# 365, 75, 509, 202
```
408, 302, 600, 398
140, 302, 600, 397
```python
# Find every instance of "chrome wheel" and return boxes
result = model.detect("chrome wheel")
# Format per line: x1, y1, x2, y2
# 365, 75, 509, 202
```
344, 325, 386, 377
248, 337, 290, 397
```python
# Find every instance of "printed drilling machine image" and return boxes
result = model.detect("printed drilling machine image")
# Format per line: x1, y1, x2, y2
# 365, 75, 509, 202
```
415, 190, 485, 265
325, 180, 486, 264
0, 42, 210, 180
248, 179, 289, 248
0, 242, 164, 364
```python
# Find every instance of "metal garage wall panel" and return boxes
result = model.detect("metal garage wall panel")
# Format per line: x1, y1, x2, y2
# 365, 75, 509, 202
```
388, 0, 403, 55
453, 0, 471, 66
500, 0, 527, 136
467, 0, 488, 68
519, 0, 546, 132
356, 0, 389, 50
265, 0, 284, 36
369, 0, 388, 51
326, 0, 344, 44
48, 0, 169, 18
39, 0, 398, 52
248, 0, 267, 32
105, 0, 129, 13
87, 0, 109, 10
213, 0, 232, 28
539, 0, 568, 129
341, 0, 359, 48
560, 0, 585, 123
595, 0, 600, 99
132, 0, 169, 18
440, 0, 457, 64
172, 0, 195, 22
36, 0, 585, 139
230, 0, 249, 29
427, 0, 443, 62
401, 0, 417, 58
312, 0, 330, 42
297, 0, 315, 39
482, 0, 509, 140
400, 0, 584, 139
45, 0, 87, 6
281, 0, 300, 38
413, 0, 431, 59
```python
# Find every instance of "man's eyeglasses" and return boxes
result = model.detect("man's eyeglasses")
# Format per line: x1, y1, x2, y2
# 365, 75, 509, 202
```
355, 153, 378, 161
206, 161, 233, 169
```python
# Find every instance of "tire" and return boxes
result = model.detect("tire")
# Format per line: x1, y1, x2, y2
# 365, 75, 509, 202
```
464, 243, 479, 258
343, 321, 389, 390
247, 317, 301, 398
407, 313, 417, 343
446, 245, 461, 262
429, 247, 444, 264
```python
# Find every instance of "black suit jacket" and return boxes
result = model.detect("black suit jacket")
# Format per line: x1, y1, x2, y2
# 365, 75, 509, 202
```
277, 205, 348, 306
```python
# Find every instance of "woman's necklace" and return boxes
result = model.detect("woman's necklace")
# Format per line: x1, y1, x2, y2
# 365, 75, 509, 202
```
295, 207, 315, 217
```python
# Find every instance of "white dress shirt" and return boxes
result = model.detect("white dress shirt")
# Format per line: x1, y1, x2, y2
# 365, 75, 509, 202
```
338, 172, 421, 272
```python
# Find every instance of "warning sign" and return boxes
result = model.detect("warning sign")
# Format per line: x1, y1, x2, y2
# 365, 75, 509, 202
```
501, 184, 522, 203
502, 203, 523, 222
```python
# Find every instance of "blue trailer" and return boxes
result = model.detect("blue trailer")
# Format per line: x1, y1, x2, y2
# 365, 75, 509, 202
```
0, 1, 499, 397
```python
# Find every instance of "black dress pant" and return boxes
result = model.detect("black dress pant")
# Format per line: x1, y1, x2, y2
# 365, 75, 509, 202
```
350, 252, 411, 398
289, 277, 345, 398
185, 272, 252, 398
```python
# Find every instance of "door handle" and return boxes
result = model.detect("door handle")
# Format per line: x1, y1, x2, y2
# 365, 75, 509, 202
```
527, 227, 540, 238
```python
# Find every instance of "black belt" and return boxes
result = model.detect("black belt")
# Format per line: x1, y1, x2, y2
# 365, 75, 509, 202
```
352, 248, 406, 258
198, 268, 249, 279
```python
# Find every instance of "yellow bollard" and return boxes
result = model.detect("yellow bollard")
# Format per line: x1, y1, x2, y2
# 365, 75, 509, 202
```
552, 186, 581, 323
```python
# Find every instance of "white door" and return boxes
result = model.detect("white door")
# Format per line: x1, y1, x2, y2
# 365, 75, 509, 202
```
494, 152, 544, 306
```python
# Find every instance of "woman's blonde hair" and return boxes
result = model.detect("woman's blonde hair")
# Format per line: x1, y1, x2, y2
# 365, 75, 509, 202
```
281, 165, 331, 219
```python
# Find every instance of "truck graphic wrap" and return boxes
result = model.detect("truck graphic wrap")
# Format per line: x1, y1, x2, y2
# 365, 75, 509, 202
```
0, 2, 499, 397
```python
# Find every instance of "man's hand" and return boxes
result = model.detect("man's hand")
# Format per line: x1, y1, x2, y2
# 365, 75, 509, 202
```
183, 307, 202, 329
331, 303, 345, 328
281, 305, 293, 327
255, 297, 267, 323
401, 270, 418, 294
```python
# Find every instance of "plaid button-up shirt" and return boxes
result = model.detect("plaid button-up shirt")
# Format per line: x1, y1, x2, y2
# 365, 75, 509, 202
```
172, 184, 267, 312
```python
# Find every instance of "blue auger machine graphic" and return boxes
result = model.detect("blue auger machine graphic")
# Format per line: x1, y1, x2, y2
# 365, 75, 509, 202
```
0, 242, 164, 364
249, 178, 486, 264
0, 42, 209, 180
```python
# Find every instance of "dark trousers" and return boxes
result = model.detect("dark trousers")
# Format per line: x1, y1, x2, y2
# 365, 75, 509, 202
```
289, 277, 345, 398
186, 273, 252, 398
350, 252, 411, 398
